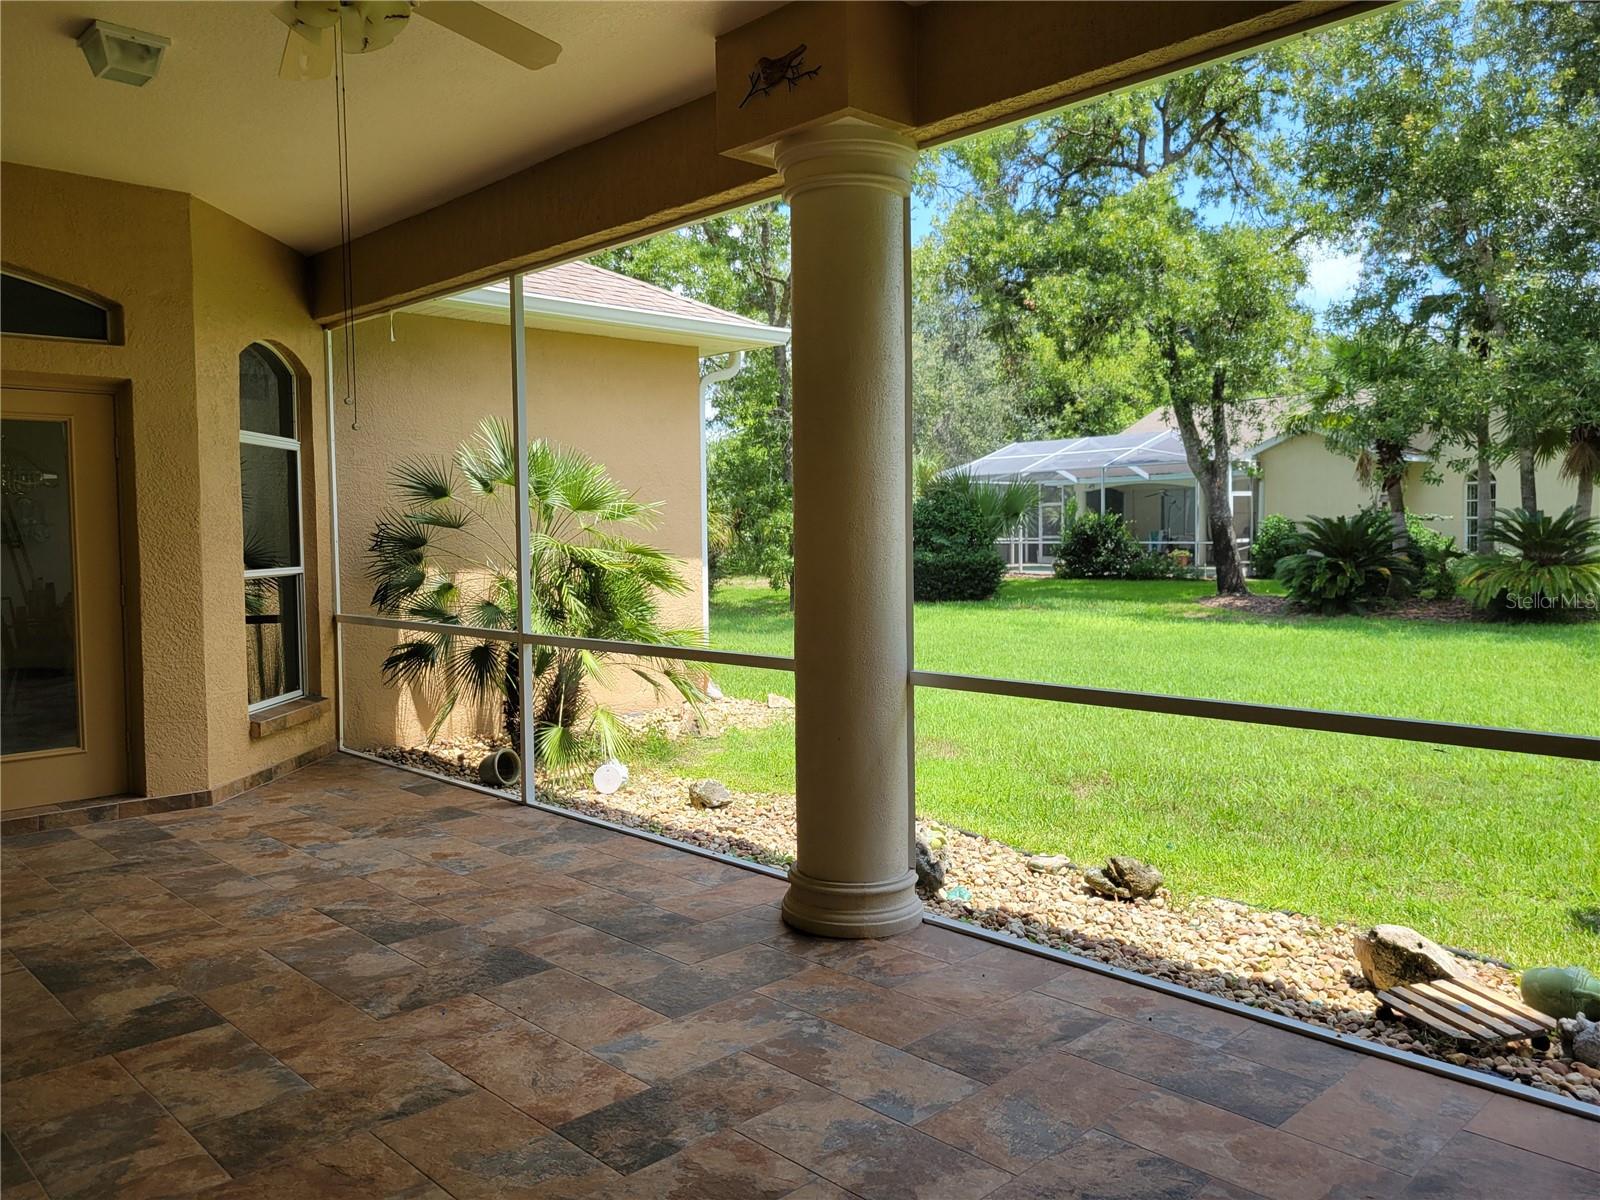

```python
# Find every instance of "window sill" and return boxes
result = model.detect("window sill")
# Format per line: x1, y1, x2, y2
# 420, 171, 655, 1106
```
249, 695, 330, 740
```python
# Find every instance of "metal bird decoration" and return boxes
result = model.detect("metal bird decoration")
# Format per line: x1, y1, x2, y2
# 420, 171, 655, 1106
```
740, 44, 821, 108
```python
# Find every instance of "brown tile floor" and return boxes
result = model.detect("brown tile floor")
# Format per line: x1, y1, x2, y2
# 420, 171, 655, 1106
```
2, 754, 1595, 1199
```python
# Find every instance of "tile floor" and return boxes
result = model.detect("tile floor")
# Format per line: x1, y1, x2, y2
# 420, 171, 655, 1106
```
2, 754, 1595, 1199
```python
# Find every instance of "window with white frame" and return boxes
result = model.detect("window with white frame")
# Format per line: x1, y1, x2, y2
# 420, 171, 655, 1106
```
239, 344, 304, 710
1465, 476, 1497, 551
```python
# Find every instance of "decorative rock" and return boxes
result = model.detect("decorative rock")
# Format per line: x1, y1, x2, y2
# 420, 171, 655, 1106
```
1084, 856, 1164, 901
915, 839, 946, 894
688, 779, 732, 810
1558, 1015, 1600, 1069
944, 884, 972, 902
705, 680, 725, 700
1027, 854, 1072, 875
766, 692, 794, 709
1351, 925, 1460, 991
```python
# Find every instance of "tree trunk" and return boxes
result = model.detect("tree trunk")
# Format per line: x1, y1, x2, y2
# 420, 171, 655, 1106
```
1577, 473, 1594, 520
1206, 470, 1247, 594
1475, 455, 1497, 555
1518, 444, 1538, 513
1168, 366, 1246, 596
1384, 473, 1409, 550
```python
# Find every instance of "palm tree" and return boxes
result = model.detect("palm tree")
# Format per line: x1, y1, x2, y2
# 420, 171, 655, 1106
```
366, 418, 704, 773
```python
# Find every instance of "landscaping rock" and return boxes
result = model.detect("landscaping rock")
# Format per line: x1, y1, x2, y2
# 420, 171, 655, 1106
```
915, 839, 947, 894
688, 779, 732, 810
1559, 1015, 1600, 1069
1084, 856, 1163, 900
1027, 854, 1072, 875
1352, 925, 1459, 990
766, 692, 794, 709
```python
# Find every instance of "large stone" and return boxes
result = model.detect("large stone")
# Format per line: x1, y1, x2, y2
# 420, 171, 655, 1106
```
1558, 1015, 1600, 1068
1026, 854, 1072, 875
688, 779, 732, 810
1352, 924, 1459, 991
914, 839, 946, 895
1084, 856, 1163, 901
766, 692, 794, 709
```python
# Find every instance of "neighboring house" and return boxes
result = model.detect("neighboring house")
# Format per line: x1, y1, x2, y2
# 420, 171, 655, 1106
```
334, 263, 789, 753
958, 407, 1576, 571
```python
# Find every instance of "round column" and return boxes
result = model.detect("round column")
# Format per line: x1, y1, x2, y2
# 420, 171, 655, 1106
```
777, 122, 922, 938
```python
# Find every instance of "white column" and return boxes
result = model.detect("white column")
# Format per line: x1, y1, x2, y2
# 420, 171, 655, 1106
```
777, 122, 922, 938
1194, 478, 1207, 568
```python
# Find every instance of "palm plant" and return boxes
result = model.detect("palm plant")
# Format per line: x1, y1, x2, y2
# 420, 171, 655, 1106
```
366, 418, 704, 773
1459, 507, 1600, 620
935, 470, 1041, 541
1274, 509, 1417, 615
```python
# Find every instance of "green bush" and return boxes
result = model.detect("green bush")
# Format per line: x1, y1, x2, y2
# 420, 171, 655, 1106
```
1250, 514, 1300, 578
1459, 507, 1600, 621
1403, 513, 1461, 601
1124, 551, 1201, 580
1274, 509, 1416, 615
1054, 512, 1141, 578
913, 482, 1006, 601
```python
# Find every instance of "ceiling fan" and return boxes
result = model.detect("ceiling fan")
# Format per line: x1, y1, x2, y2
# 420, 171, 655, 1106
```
273, 1, 561, 80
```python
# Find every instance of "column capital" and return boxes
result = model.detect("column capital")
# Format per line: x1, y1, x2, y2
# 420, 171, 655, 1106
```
775, 122, 917, 202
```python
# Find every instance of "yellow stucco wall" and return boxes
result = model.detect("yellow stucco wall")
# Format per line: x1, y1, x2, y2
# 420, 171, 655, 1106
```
2, 165, 334, 798
331, 313, 706, 753
1257, 433, 1578, 544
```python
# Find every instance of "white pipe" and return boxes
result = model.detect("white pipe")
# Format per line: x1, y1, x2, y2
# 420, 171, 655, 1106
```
697, 351, 747, 633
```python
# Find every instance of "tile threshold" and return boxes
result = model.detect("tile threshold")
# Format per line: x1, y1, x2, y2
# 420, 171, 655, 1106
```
343, 746, 1600, 1124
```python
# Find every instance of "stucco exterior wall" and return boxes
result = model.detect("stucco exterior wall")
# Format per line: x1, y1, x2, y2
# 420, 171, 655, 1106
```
1257, 433, 1577, 544
332, 313, 706, 754
2, 165, 334, 799
189, 199, 335, 789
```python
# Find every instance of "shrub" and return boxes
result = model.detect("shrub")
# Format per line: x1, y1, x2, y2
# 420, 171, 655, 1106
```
1124, 551, 1200, 580
1250, 514, 1300, 578
913, 481, 1006, 601
1403, 513, 1461, 601
1274, 509, 1416, 615
1054, 511, 1141, 578
1459, 507, 1600, 621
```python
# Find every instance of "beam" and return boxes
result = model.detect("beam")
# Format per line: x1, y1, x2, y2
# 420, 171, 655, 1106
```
311, 1, 1382, 323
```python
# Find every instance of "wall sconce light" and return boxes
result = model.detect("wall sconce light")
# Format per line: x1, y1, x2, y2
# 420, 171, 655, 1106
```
77, 20, 171, 87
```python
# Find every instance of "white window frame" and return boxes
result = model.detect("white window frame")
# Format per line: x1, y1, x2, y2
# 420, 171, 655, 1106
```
1465, 476, 1496, 552
241, 344, 307, 713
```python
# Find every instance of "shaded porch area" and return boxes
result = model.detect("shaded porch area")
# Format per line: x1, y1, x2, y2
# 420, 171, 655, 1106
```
3, 755, 1593, 1199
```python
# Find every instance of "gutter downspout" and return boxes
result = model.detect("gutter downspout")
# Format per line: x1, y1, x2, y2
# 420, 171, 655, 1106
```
697, 352, 746, 633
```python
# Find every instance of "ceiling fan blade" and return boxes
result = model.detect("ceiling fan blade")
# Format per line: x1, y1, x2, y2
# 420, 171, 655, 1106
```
279, 26, 335, 81
413, 1, 561, 70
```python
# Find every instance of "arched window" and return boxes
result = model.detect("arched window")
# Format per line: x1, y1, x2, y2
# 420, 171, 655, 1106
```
240, 344, 304, 710
1, 271, 115, 342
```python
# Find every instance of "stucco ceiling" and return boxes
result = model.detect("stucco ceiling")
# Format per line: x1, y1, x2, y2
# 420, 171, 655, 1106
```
0, 1, 784, 254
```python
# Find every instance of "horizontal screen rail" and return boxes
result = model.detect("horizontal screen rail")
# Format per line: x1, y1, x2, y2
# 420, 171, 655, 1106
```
910, 670, 1600, 761
335, 611, 796, 672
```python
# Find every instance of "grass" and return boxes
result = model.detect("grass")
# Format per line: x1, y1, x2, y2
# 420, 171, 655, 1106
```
665, 577, 1599, 968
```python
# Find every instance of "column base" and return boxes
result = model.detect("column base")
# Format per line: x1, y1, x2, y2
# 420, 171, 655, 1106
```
781, 866, 923, 939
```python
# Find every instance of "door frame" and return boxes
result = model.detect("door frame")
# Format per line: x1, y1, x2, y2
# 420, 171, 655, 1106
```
2, 372, 138, 802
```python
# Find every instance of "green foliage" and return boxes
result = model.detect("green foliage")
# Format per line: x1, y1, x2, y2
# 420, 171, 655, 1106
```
912, 476, 1010, 602
1459, 507, 1600, 620
1250, 514, 1301, 579
1404, 514, 1462, 601
1124, 552, 1201, 581
1054, 512, 1141, 579
365, 418, 703, 773
1275, 509, 1417, 615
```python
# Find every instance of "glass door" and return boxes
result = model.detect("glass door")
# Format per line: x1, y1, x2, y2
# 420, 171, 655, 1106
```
2, 388, 127, 809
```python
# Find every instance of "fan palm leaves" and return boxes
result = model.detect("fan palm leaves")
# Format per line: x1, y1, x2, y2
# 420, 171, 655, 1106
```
366, 418, 705, 774
1459, 507, 1600, 619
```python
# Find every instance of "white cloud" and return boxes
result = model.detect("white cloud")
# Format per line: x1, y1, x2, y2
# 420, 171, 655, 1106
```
1298, 243, 1362, 313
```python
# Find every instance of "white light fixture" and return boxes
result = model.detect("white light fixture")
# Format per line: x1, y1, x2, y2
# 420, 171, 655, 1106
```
77, 20, 171, 87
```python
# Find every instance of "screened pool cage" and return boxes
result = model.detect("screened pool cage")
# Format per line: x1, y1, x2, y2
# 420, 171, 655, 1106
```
957, 429, 1257, 571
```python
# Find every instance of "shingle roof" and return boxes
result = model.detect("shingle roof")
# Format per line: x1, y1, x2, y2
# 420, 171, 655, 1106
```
522, 261, 769, 329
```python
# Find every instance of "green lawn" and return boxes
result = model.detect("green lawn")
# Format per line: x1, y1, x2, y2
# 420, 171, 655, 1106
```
667, 578, 1599, 967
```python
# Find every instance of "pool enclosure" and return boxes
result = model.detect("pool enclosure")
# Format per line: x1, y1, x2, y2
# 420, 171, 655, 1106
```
957, 429, 1257, 571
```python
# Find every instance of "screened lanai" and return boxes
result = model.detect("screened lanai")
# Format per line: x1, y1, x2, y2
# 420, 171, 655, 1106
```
957, 429, 1257, 570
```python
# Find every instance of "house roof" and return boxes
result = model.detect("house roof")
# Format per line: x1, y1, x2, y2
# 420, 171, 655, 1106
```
404, 261, 791, 357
